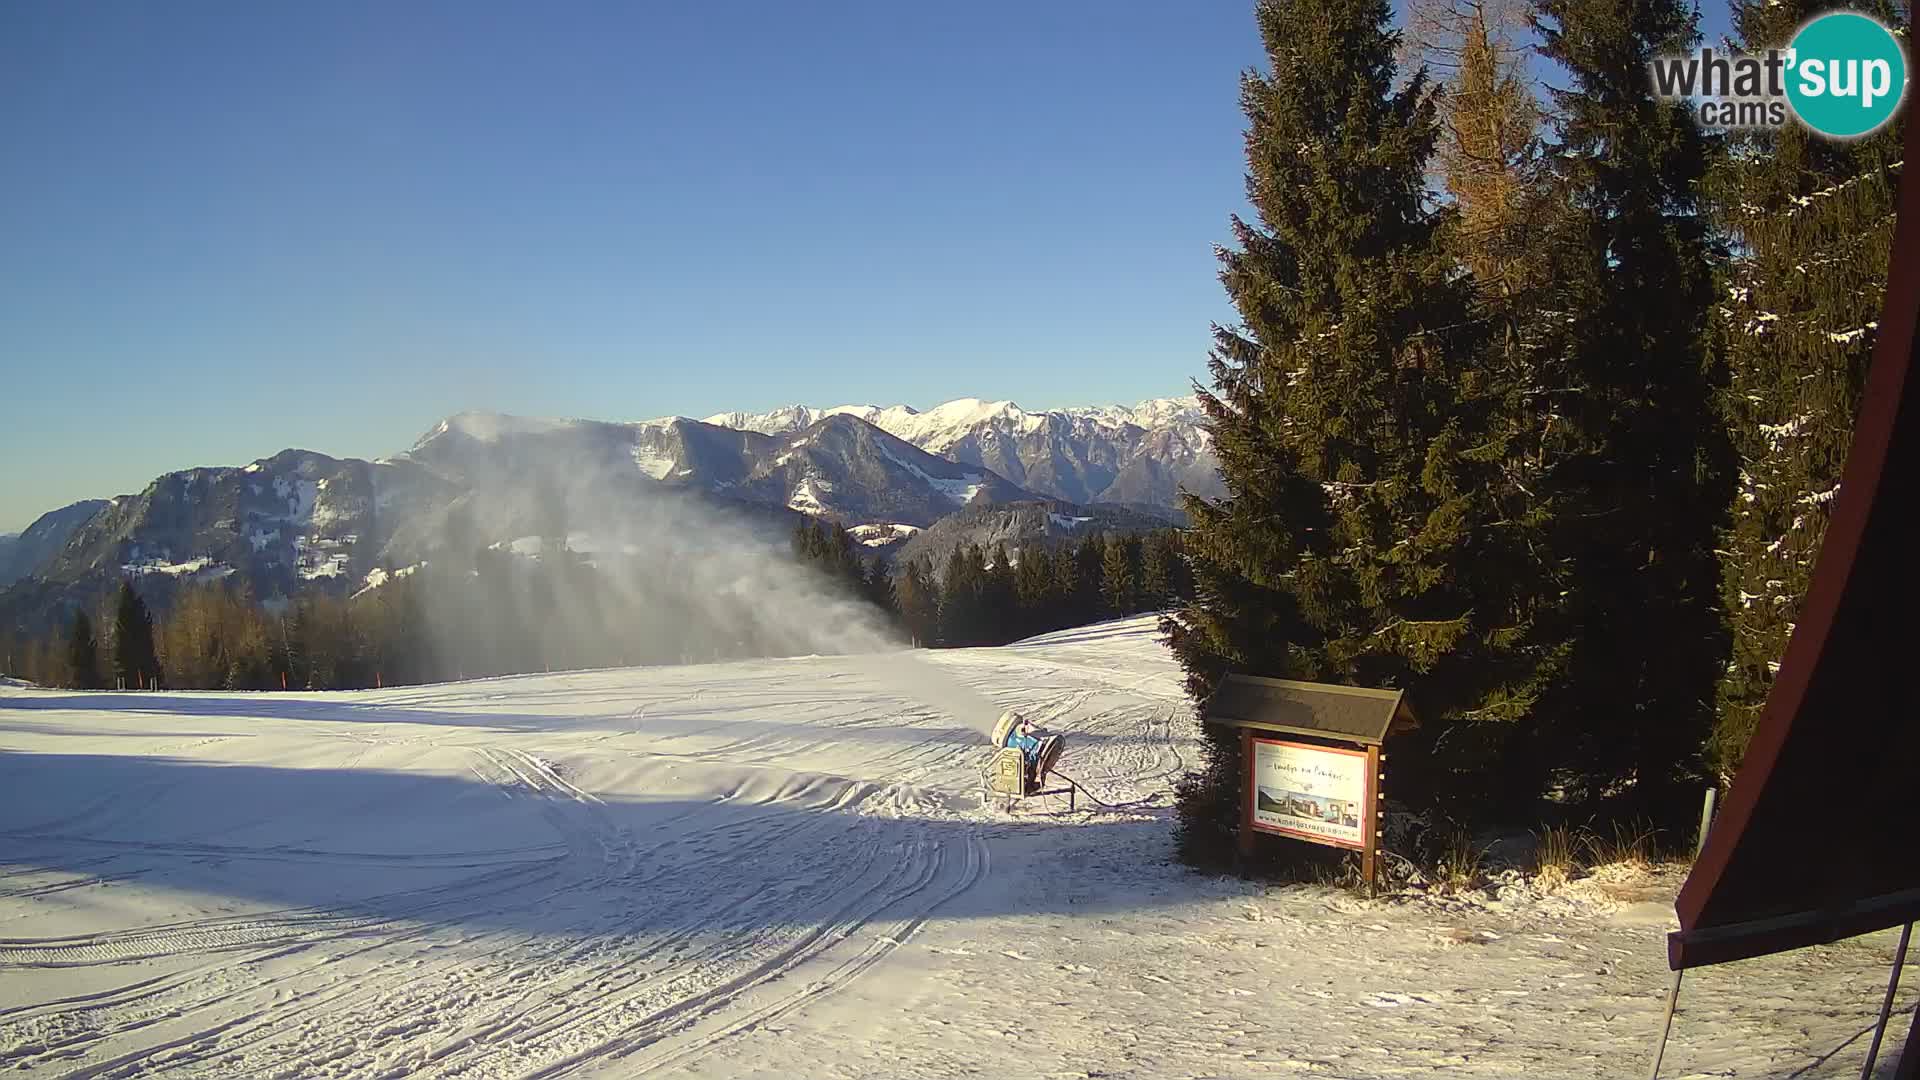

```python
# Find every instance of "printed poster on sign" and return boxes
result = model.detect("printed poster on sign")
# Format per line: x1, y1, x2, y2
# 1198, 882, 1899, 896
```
1249, 738, 1369, 849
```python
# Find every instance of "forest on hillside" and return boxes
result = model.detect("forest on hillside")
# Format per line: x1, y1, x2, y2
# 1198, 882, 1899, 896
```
0, 524, 1192, 695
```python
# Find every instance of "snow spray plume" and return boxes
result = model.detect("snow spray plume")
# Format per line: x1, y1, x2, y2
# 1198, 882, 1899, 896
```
408, 443, 903, 675
844, 652, 1008, 738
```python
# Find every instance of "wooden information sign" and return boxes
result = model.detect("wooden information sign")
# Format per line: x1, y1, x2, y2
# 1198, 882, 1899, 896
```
1203, 674, 1415, 890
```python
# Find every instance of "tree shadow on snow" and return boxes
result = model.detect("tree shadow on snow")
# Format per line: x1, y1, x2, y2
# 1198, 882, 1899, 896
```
0, 692, 1143, 756
0, 750, 1184, 947
0, 690, 1008, 746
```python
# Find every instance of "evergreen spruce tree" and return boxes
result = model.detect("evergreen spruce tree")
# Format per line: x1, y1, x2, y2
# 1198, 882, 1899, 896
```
1070, 535, 1104, 625
66, 611, 100, 690
1163, 530, 1197, 602
790, 521, 871, 599
1101, 537, 1138, 616
939, 546, 983, 646
290, 600, 323, 689
1015, 544, 1059, 636
1530, 0, 1734, 818
1165, 0, 1565, 867
111, 580, 160, 690
832, 525, 865, 591
981, 544, 1018, 643
895, 559, 939, 646
863, 560, 896, 617
1707, 0, 1905, 781
1409, 0, 1567, 808
1138, 534, 1174, 611
1051, 541, 1083, 625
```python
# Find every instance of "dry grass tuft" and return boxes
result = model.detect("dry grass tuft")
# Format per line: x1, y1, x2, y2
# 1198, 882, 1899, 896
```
1531, 824, 1582, 892
1432, 829, 1489, 894
1309, 855, 1363, 891
1584, 820, 1659, 871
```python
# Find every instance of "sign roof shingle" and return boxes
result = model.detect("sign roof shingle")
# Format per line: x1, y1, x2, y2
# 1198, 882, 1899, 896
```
1202, 674, 1416, 745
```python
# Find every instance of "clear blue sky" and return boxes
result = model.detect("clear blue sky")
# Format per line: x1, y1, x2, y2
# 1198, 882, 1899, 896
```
0, 1, 1733, 534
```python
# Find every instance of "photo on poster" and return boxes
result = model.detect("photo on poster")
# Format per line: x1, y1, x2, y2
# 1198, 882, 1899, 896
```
1249, 738, 1370, 849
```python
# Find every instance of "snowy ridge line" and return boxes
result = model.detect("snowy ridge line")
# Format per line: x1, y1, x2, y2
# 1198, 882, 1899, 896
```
704, 394, 1207, 450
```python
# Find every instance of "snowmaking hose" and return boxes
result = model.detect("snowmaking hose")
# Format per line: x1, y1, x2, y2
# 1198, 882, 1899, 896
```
1048, 770, 1158, 811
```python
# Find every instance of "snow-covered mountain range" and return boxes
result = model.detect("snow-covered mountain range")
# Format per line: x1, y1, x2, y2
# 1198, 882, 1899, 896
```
699, 396, 1220, 509
0, 396, 1218, 633
406, 410, 1038, 527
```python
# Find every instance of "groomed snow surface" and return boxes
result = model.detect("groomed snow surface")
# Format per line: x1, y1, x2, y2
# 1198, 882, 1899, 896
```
1, 617, 1909, 1078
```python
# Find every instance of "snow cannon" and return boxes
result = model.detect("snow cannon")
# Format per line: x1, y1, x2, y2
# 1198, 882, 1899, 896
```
986, 710, 1072, 810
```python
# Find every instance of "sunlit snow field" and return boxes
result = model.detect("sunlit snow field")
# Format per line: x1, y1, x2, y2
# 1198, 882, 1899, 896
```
1, 617, 1907, 1078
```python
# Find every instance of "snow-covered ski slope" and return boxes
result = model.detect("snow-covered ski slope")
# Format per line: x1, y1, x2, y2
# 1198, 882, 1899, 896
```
1, 617, 1909, 1078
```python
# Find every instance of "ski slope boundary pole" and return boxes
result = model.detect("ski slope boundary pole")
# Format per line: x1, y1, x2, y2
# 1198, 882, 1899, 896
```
1651, 786, 1721, 1080
1648, 969, 1683, 1080
1861, 921, 1914, 1080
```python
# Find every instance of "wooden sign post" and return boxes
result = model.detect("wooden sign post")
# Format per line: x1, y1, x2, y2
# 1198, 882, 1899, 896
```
1363, 743, 1381, 888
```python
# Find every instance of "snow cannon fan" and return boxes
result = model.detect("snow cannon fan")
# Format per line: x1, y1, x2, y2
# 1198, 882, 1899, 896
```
986, 710, 1072, 810
989, 710, 1020, 750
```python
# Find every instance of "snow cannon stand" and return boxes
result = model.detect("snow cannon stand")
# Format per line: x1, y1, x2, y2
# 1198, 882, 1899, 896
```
986, 711, 1074, 812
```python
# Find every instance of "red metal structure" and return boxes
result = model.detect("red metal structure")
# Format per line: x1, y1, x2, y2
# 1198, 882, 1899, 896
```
1667, 115, 1919, 1073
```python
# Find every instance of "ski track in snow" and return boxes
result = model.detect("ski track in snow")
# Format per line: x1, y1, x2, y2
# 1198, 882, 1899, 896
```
1, 616, 1911, 1079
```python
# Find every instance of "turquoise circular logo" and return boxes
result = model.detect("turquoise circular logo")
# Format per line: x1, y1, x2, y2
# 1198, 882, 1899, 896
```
1786, 12, 1908, 138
